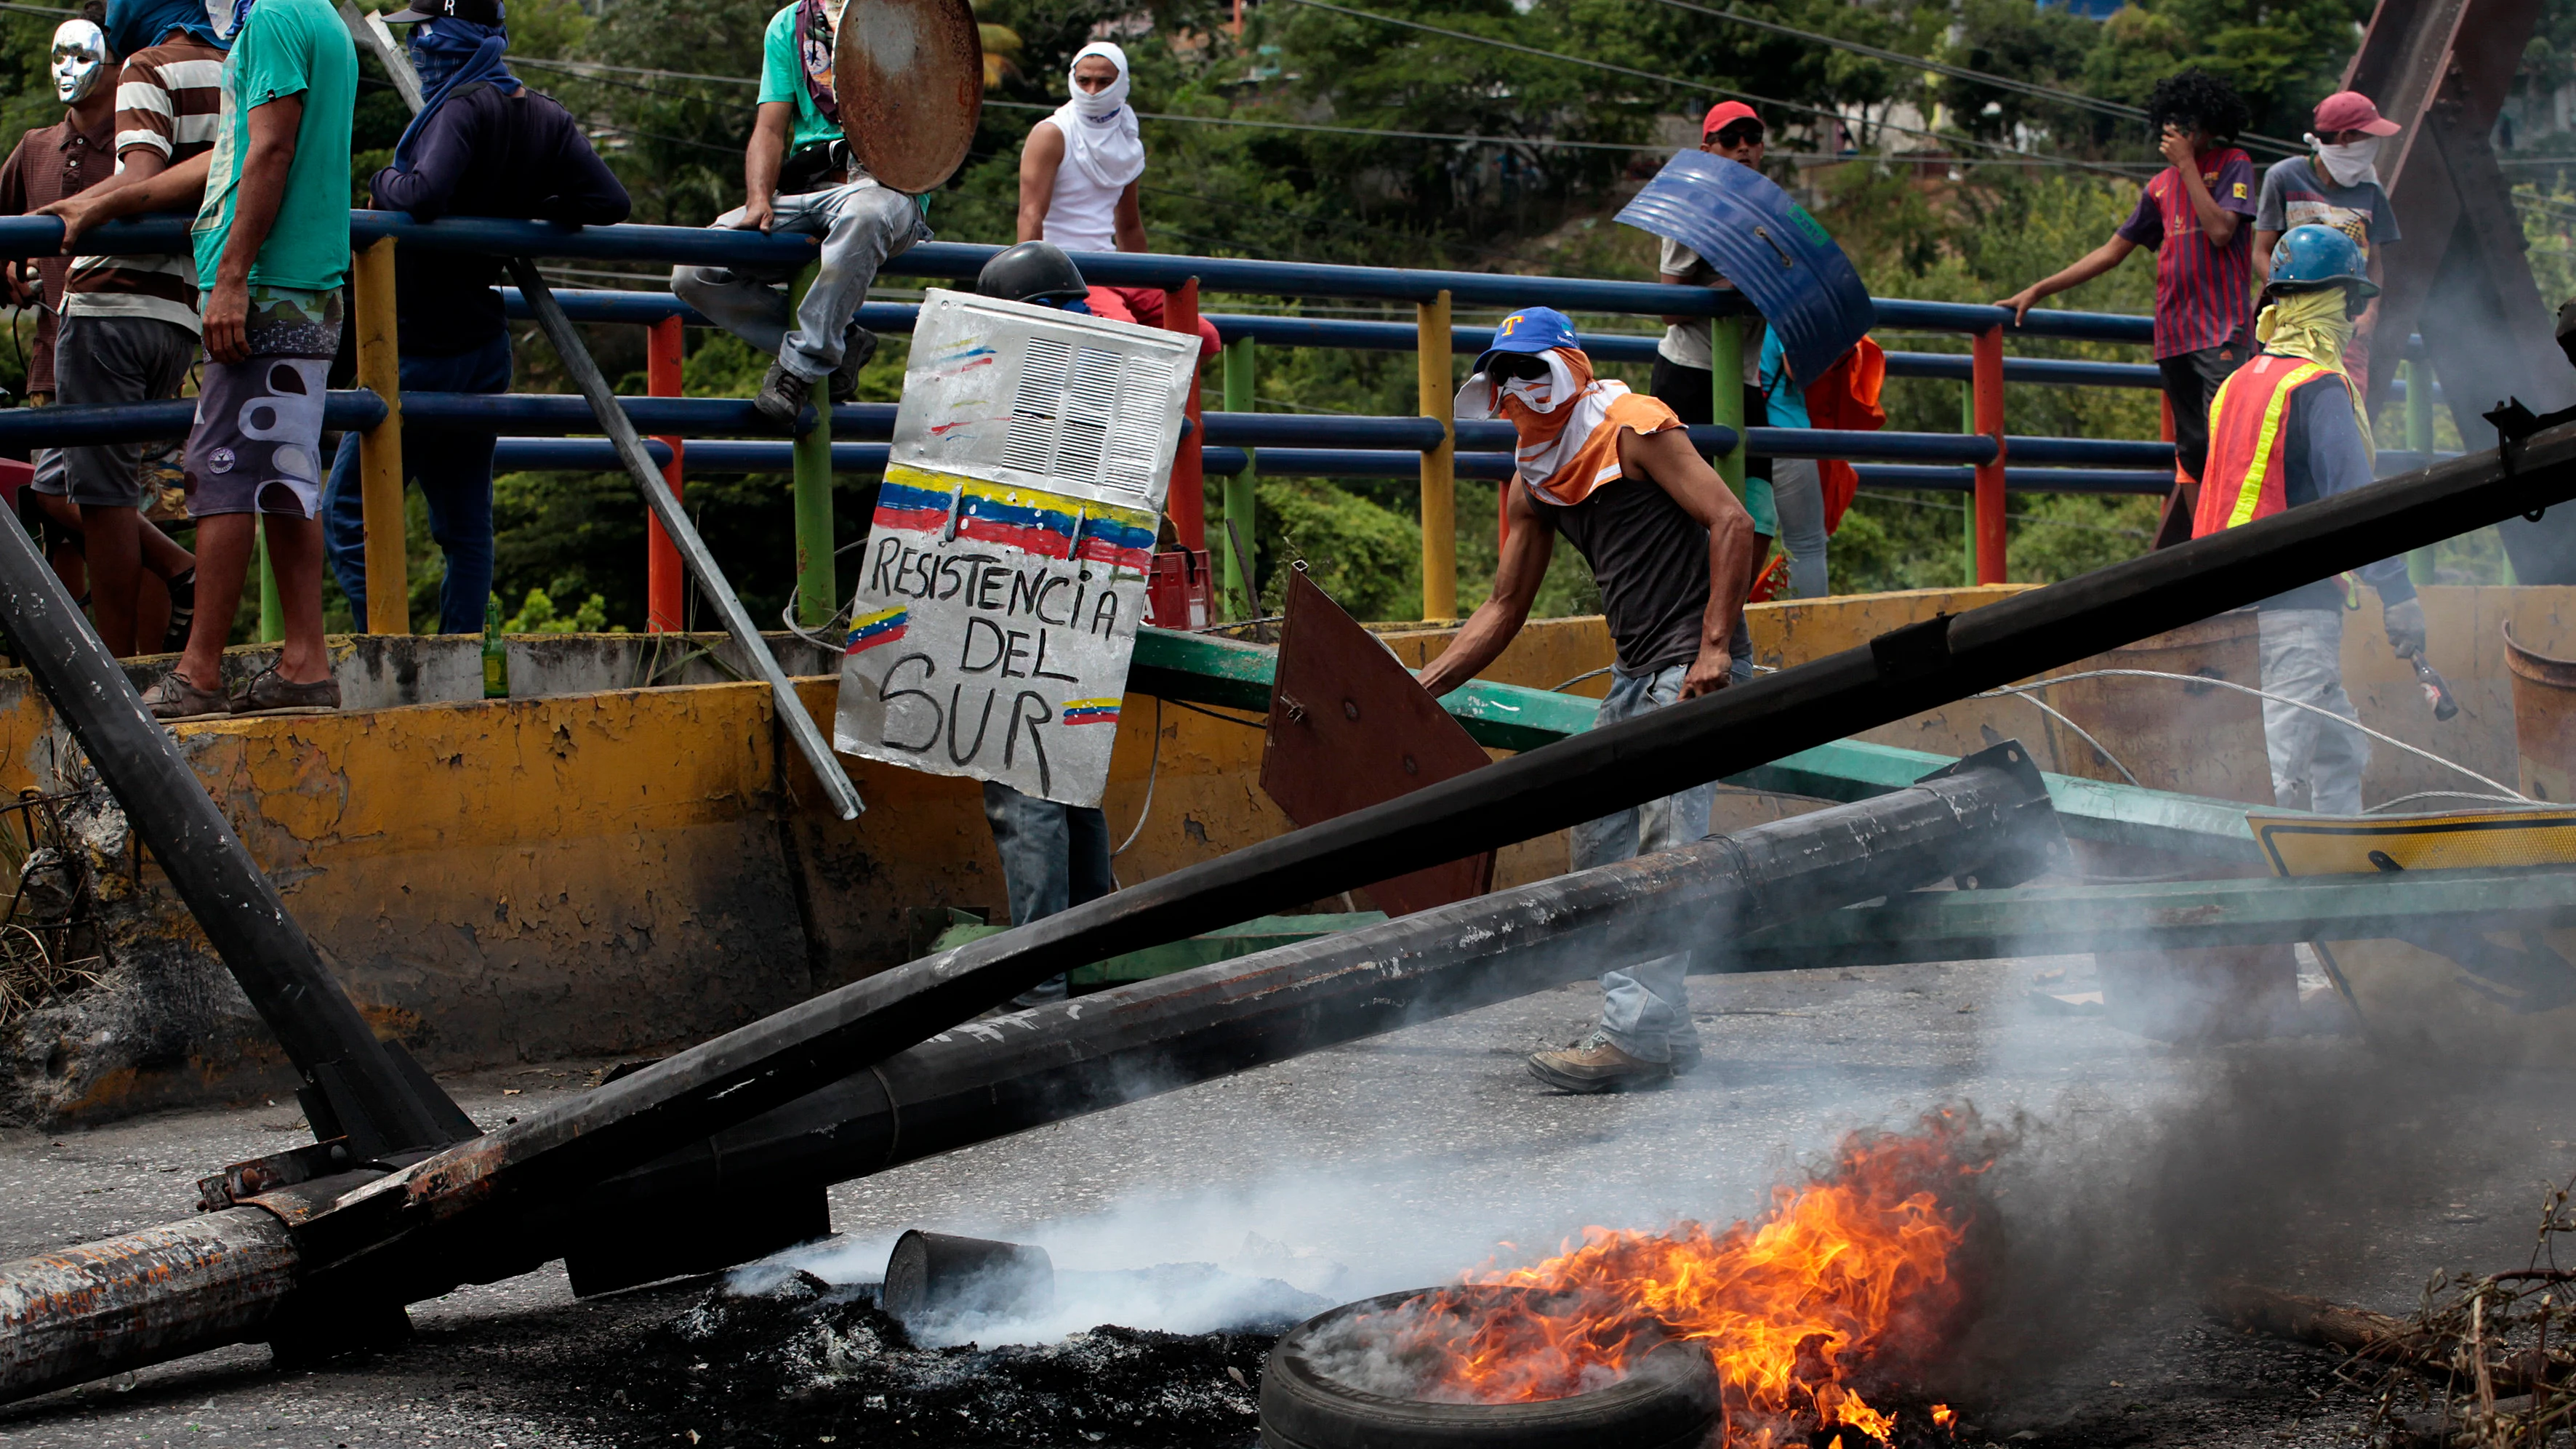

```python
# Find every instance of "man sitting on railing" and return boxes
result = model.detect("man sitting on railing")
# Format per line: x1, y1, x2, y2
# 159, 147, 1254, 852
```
1416, 307, 1758, 1093
44, 0, 358, 718
318, 0, 628, 635
671, 0, 929, 428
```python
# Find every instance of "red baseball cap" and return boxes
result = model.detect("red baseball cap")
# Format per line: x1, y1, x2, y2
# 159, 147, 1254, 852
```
1702, 101, 1761, 139
2312, 91, 2401, 137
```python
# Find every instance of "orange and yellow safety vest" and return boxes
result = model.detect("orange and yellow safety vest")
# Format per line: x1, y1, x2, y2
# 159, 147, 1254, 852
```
2191, 353, 2361, 538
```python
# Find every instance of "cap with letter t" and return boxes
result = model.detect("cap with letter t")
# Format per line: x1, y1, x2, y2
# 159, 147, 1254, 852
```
1473, 306, 1579, 375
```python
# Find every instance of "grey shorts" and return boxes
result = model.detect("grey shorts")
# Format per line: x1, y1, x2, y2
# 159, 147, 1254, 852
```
45, 312, 198, 509
183, 355, 332, 518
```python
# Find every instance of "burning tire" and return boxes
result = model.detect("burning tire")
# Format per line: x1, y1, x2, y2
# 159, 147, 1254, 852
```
1257, 1287, 1720, 1449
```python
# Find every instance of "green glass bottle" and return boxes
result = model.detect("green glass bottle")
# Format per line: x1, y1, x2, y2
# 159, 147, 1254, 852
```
483, 593, 507, 699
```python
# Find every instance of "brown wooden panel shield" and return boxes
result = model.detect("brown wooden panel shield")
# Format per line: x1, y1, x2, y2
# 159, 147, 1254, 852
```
834, 0, 983, 195
1259, 569, 1496, 917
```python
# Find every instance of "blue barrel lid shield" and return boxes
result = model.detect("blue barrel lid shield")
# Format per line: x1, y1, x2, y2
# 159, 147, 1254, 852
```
1615, 150, 1875, 387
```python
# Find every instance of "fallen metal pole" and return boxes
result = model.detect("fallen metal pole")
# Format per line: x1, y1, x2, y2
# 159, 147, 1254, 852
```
0, 498, 463, 1160
0, 742, 2056, 1394
289, 417, 2576, 1285
534, 741, 2061, 1281
504, 258, 864, 822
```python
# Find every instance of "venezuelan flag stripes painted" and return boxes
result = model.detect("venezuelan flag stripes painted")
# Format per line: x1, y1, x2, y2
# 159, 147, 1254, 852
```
845, 606, 909, 654
1059, 698, 1122, 726
953, 479, 1083, 558
1074, 513, 1156, 574
872, 475, 952, 534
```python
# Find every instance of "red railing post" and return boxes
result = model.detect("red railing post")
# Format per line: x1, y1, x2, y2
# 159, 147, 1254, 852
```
646, 314, 686, 633
1972, 324, 2007, 585
1165, 278, 1206, 551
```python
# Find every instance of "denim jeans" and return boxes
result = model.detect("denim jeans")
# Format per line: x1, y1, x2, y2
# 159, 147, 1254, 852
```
1768, 457, 1829, 599
322, 334, 511, 635
983, 781, 1114, 1006
672, 182, 931, 382
1568, 657, 1741, 1062
2258, 607, 2368, 816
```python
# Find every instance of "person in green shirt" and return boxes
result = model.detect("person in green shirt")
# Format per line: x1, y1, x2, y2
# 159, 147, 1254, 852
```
672, 0, 931, 427
46, 0, 355, 720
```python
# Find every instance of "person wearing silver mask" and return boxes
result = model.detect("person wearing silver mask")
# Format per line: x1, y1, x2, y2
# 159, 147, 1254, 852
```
41, 0, 229, 659
0, 9, 119, 600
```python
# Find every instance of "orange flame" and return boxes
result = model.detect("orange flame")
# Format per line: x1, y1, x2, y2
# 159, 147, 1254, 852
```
1379, 1112, 1986, 1446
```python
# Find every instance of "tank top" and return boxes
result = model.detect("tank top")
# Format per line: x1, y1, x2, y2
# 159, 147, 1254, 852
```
1532, 476, 1712, 672
1041, 119, 1124, 252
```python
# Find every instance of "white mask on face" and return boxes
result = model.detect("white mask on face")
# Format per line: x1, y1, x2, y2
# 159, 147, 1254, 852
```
2306, 132, 2382, 189
50, 20, 107, 105
1499, 373, 1559, 413
1068, 41, 1130, 121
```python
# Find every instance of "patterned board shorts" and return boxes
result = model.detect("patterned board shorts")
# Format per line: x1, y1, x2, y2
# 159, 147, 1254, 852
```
182, 286, 342, 519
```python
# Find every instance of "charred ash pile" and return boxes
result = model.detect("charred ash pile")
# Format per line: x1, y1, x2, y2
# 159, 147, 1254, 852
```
589, 1271, 1289, 1448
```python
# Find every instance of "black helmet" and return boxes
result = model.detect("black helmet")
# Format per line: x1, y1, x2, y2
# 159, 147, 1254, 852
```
976, 241, 1089, 306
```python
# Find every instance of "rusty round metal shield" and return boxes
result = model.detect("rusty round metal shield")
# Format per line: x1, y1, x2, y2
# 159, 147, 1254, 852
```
834, 0, 982, 195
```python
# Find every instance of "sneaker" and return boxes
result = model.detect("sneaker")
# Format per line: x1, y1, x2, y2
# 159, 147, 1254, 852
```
139, 668, 228, 722
827, 325, 879, 405
754, 362, 814, 430
1526, 1029, 1672, 1094
228, 664, 340, 716
161, 568, 195, 655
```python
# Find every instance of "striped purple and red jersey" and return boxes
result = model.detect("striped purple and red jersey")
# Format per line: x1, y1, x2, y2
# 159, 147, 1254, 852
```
2115, 147, 2258, 359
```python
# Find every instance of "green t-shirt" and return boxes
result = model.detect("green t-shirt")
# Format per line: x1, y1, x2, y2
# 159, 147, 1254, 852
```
192, 0, 357, 294
758, 4, 842, 153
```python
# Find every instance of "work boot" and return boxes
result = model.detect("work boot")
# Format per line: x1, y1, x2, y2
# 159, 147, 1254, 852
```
1527, 1029, 1671, 1094
138, 667, 228, 722
828, 324, 879, 405
228, 664, 340, 717
754, 362, 814, 430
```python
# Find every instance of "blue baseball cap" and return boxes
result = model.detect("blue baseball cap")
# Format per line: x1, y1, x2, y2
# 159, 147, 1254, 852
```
1474, 306, 1579, 374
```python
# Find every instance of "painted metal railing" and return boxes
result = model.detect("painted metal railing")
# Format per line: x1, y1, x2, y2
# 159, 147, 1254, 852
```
0, 212, 2255, 630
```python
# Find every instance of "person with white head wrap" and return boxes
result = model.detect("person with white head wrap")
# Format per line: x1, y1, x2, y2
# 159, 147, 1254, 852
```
1014, 39, 1219, 358
2251, 89, 2402, 389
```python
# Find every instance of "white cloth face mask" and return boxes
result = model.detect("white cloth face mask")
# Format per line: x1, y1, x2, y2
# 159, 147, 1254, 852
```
1499, 374, 1559, 413
1069, 43, 1131, 121
2307, 133, 2382, 188
51, 20, 106, 105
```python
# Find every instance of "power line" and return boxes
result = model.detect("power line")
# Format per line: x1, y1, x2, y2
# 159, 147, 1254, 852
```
1636, 0, 2306, 158
1278, 0, 2144, 179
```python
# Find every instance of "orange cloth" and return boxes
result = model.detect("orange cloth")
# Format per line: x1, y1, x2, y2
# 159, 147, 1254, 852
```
1500, 349, 1684, 505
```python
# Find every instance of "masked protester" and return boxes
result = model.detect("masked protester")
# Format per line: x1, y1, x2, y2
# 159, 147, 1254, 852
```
672, 0, 931, 427
44, 0, 358, 718
1997, 68, 2258, 550
966, 244, 1115, 1011
316, 0, 627, 637
39, 0, 231, 659
1013, 42, 1218, 358
0, 10, 119, 600
2191, 226, 2418, 816
2253, 91, 2402, 390
1416, 307, 1760, 1093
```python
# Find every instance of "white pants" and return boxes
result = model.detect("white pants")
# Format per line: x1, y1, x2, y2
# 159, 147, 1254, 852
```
2258, 608, 2368, 816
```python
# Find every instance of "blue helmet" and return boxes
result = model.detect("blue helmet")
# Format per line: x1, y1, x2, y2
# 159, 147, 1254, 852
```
2266, 224, 2380, 297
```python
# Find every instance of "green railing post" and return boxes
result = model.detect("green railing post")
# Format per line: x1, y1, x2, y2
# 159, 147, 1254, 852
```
2406, 358, 2437, 586
256, 523, 282, 643
1221, 335, 1257, 619
1709, 316, 1744, 494
789, 262, 835, 628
